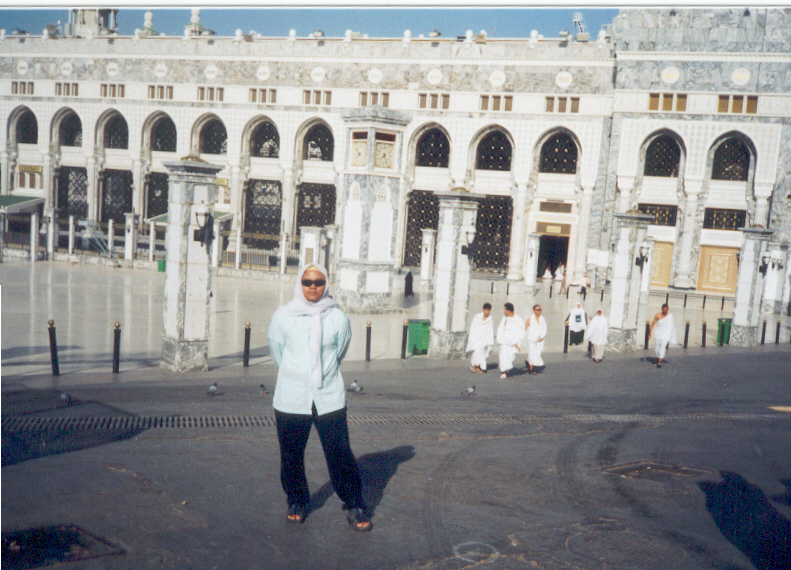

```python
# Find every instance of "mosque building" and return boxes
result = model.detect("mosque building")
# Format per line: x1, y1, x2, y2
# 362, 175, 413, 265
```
1, 8, 789, 301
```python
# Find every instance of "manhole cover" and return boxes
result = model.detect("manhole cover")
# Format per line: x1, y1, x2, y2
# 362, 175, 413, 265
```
568, 530, 685, 567
603, 461, 711, 482
1, 525, 124, 569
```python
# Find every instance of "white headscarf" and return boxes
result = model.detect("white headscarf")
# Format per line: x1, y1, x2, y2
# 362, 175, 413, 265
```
282, 264, 337, 388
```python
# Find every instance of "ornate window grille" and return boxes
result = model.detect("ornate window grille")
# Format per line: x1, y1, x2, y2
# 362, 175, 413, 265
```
245, 179, 282, 249
104, 115, 129, 150
403, 190, 440, 267
470, 195, 513, 275
16, 110, 38, 145
539, 133, 577, 174
638, 203, 678, 226
251, 122, 280, 158
296, 183, 336, 228
476, 131, 512, 171
146, 172, 169, 218
712, 139, 750, 182
200, 120, 228, 155
102, 169, 133, 224
303, 124, 334, 162
416, 129, 450, 168
703, 208, 746, 231
59, 114, 82, 147
644, 135, 681, 177
56, 167, 88, 219
152, 118, 177, 152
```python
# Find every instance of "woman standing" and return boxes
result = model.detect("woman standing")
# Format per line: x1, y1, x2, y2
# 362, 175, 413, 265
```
268, 264, 371, 531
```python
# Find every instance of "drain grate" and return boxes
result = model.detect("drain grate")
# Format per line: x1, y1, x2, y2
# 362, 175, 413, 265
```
2, 524, 124, 569
603, 461, 712, 481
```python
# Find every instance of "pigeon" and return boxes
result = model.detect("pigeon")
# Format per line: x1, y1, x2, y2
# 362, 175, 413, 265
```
59, 392, 69, 403
347, 382, 364, 394
428, 29, 442, 38
314, 28, 324, 38
349, 381, 359, 390
207, 382, 218, 396
259, 383, 268, 395
461, 385, 476, 397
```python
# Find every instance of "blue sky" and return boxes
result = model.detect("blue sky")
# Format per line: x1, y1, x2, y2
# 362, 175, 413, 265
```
0, 8, 619, 39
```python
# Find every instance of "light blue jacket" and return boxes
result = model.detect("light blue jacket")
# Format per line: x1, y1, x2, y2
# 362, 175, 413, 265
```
268, 305, 352, 415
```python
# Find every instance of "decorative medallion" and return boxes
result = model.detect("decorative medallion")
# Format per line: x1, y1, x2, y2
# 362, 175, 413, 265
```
489, 70, 506, 87
427, 69, 443, 85
731, 68, 750, 86
555, 71, 572, 89
660, 66, 680, 85
106, 62, 119, 77
16, 61, 28, 75
204, 64, 218, 80
311, 66, 326, 82
256, 65, 271, 81
155, 62, 168, 78
61, 62, 73, 76
367, 68, 383, 84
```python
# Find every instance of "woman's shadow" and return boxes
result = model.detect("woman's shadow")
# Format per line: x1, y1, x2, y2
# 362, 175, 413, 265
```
309, 445, 416, 516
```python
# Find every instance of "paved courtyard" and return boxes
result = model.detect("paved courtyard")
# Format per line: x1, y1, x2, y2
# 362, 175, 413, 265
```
2, 261, 791, 569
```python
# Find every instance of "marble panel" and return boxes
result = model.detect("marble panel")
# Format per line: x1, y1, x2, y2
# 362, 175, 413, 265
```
607, 327, 637, 352
161, 337, 209, 372
427, 329, 468, 360
341, 200, 363, 260
729, 324, 759, 347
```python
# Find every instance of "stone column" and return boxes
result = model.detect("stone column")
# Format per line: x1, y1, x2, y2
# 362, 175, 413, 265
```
160, 158, 223, 372
107, 219, 115, 258
279, 168, 295, 275
46, 208, 58, 259
673, 179, 703, 289
42, 154, 53, 208
506, 182, 528, 280
760, 242, 789, 314
639, 236, 656, 305
607, 211, 654, 351
783, 249, 791, 316
132, 159, 144, 217
0, 211, 5, 262
427, 190, 479, 359
86, 157, 97, 221
234, 220, 242, 269
210, 217, 221, 268
68, 215, 75, 254
575, 185, 595, 278
298, 226, 326, 268
617, 175, 634, 213
731, 228, 774, 346
124, 212, 139, 260
30, 212, 38, 262
753, 183, 773, 227
419, 228, 437, 286
0, 151, 9, 194
148, 220, 155, 262
324, 224, 338, 281
523, 233, 541, 292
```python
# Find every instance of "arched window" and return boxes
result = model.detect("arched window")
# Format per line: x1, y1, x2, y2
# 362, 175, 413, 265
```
644, 135, 680, 177
16, 110, 38, 144
104, 115, 128, 150
303, 124, 334, 162
476, 131, 512, 171
539, 133, 578, 175
152, 118, 177, 152
59, 114, 82, 147
251, 122, 279, 158
416, 128, 449, 168
200, 120, 227, 155
712, 138, 750, 182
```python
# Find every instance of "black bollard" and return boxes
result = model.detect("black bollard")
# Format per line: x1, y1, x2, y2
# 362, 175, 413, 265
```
721, 296, 725, 311
684, 294, 687, 308
563, 321, 569, 354
702, 295, 707, 309
684, 320, 690, 349
491, 282, 494, 294
566, 287, 569, 299
644, 320, 650, 350
507, 282, 510, 296
601, 289, 605, 303
761, 319, 767, 345
777, 320, 781, 344
549, 284, 553, 298
401, 320, 408, 360
665, 292, 669, 305
365, 321, 372, 362
243, 322, 251, 367
702, 321, 707, 347
48, 319, 60, 376
113, 322, 121, 374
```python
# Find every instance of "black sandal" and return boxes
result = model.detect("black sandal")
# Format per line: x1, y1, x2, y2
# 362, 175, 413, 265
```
345, 507, 373, 532
286, 503, 307, 524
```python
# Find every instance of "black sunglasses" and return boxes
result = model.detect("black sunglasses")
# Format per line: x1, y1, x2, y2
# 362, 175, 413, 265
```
301, 279, 326, 287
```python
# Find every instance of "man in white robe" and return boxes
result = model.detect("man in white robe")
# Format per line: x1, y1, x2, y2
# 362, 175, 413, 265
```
466, 303, 494, 373
648, 303, 677, 368
524, 305, 547, 375
567, 302, 587, 346
584, 308, 608, 363
496, 303, 524, 379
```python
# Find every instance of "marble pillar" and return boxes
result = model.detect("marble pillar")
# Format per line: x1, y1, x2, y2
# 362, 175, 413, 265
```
86, 157, 97, 221
639, 236, 656, 305
46, 207, 58, 259
299, 226, 327, 268
160, 158, 223, 372
730, 227, 773, 347
107, 219, 115, 258
506, 182, 528, 281
420, 228, 437, 287
607, 212, 654, 351
0, 152, 9, 194
760, 242, 789, 314
575, 186, 595, 279
68, 215, 75, 254
42, 155, 53, 209
427, 190, 479, 359
324, 224, 338, 281
148, 220, 155, 262
0, 211, 5, 262
673, 180, 703, 289
782, 249, 791, 316
279, 168, 295, 275
124, 212, 138, 260
30, 212, 38, 262
523, 233, 541, 293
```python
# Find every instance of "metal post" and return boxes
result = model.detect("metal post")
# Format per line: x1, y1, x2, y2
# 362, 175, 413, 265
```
243, 322, 251, 367
721, 296, 725, 311
665, 292, 669, 305
563, 321, 569, 354
644, 320, 650, 350
600, 289, 604, 303
565, 286, 569, 299
112, 322, 121, 373
684, 320, 690, 349
490, 282, 494, 294
683, 294, 687, 308
702, 321, 707, 348
549, 283, 553, 298
761, 319, 767, 345
365, 321, 372, 362
48, 319, 59, 376
776, 320, 781, 345
401, 320, 408, 360
507, 282, 510, 296
702, 295, 706, 309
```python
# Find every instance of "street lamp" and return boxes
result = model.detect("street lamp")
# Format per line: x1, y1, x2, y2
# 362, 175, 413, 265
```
193, 203, 214, 255
635, 244, 649, 269
461, 224, 477, 263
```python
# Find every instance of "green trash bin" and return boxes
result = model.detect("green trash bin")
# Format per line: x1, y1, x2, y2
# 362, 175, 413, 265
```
407, 319, 431, 355
717, 318, 732, 345
157, 259, 166, 272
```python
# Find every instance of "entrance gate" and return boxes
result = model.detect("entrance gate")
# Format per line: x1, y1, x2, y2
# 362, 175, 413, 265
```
296, 183, 335, 229
56, 166, 88, 219
245, 179, 282, 248
403, 190, 440, 267
102, 169, 133, 224
146, 172, 169, 219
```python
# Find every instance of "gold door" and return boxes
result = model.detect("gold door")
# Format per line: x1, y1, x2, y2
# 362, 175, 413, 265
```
650, 242, 673, 288
697, 246, 739, 293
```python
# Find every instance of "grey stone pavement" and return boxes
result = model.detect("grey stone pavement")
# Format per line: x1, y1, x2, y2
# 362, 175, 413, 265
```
2, 260, 791, 569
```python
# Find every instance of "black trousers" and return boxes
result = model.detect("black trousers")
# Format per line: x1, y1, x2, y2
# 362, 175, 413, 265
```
275, 405, 365, 510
